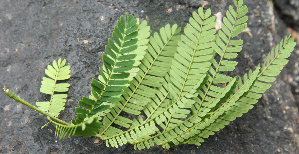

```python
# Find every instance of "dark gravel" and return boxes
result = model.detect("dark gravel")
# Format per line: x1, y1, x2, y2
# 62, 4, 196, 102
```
0, 0, 298, 153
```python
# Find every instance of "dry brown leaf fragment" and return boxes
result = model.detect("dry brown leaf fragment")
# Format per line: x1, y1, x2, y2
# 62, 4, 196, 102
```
201, 1, 210, 8
94, 138, 101, 144
242, 27, 252, 37
214, 12, 222, 30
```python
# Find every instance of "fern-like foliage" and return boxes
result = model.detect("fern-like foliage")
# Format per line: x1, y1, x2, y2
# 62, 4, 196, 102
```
99, 24, 181, 139
71, 14, 150, 132
36, 58, 71, 118
184, 35, 296, 146
98, 0, 295, 150
4, 0, 297, 150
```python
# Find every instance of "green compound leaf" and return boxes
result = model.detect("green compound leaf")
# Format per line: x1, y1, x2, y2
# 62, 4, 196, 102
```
4, 0, 297, 150
99, 24, 181, 137
73, 14, 150, 131
181, 35, 296, 146
36, 58, 71, 118
48, 116, 102, 140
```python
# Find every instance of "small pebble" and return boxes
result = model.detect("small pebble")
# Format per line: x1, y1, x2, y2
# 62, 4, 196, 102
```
287, 76, 293, 83
83, 40, 89, 44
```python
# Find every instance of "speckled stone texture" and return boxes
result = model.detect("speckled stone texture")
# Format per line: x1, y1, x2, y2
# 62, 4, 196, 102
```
273, 0, 299, 31
0, 0, 298, 153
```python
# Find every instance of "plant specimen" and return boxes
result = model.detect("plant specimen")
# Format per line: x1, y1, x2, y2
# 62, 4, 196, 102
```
4, 0, 296, 150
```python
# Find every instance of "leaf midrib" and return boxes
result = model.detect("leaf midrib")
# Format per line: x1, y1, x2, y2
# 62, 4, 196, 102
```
98, 21, 155, 136
47, 62, 62, 114
197, 6, 239, 112
138, 6, 246, 146
163, 24, 204, 131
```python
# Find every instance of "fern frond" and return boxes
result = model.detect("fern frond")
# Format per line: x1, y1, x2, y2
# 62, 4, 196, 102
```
130, 49, 260, 148
48, 117, 77, 140
36, 58, 71, 117
49, 115, 102, 140
142, 75, 172, 122
133, 74, 208, 149
99, 24, 181, 136
104, 75, 206, 149
169, 7, 216, 98
229, 35, 295, 117
104, 8, 218, 148
164, 7, 216, 130
4, 0, 297, 150
104, 6, 218, 149
131, 75, 237, 149
184, 35, 296, 145
260, 35, 295, 83
189, 0, 247, 124
72, 14, 150, 127
179, 2, 252, 144
209, 0, 248, 84
142, 65, 259, 147
183, 66, 260, 145
103, 120, 158, 148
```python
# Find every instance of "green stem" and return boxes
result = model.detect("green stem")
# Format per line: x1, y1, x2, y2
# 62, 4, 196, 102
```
3, 86, 69, 125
